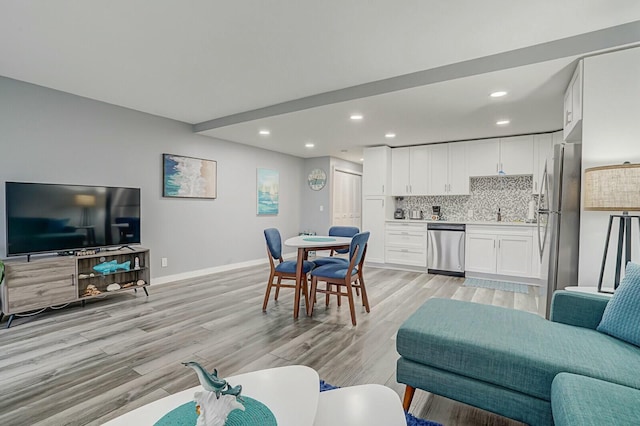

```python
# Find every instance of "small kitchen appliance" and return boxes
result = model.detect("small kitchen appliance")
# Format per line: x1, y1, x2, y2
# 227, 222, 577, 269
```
394, 208, 405, 219
409, 209, 423, 220
431, 206, 441, 221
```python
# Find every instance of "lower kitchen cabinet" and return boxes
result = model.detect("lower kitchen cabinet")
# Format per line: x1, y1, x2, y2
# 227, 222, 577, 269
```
385, 222, 427, 267
465, 225, 535, 278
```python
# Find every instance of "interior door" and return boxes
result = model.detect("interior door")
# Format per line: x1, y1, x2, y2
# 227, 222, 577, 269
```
333, 169, 362, 229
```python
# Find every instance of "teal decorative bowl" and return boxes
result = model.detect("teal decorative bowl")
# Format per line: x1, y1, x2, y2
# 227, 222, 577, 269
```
154, 397, 277, 426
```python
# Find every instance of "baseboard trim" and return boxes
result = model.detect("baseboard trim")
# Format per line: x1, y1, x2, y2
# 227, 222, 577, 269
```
152, 251, 297, 286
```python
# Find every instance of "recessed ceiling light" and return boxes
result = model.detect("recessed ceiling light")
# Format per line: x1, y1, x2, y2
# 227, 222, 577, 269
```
360, 158, 364, 162
305, 143, 315, 148
259, 129, 270, 135
340, 149, 348, 153
496, 119, 510, 125
490, 91, 508, 98
350, 114, 363, 120
385, 133, 396, 138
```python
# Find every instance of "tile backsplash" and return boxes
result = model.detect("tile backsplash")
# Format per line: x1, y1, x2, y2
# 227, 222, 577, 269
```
397, 176, 536, 222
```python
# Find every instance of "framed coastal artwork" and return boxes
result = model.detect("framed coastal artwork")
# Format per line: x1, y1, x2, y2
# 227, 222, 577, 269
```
257, 168, 279, 215
163, 154, 217, 199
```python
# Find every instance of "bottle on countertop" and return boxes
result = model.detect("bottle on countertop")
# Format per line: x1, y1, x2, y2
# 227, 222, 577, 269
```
497, 208, 502, 222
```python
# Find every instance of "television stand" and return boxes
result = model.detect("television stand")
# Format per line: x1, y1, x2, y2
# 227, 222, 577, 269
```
1, 247, 151, 328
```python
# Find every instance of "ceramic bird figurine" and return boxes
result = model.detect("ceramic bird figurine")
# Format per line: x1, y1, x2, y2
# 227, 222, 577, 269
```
182, 361, 229, 398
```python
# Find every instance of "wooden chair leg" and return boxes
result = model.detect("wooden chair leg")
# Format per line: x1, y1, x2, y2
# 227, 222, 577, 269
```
359, 275, 370, 313
274, 276, 282, 300
345, 279, 357, 326
262, 271, 275, 311
301, 274, 309, 314
336, 284, 342, 307
402, 385, 416, 411
325, 283, 330, 306
308, 276, 318, 317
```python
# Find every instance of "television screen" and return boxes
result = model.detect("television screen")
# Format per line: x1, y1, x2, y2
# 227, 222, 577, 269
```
6, 182, 141, 256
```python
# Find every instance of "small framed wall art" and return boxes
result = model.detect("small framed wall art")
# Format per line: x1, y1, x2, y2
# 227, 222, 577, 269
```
163, 154, 217, 199
257, 168, 279, 215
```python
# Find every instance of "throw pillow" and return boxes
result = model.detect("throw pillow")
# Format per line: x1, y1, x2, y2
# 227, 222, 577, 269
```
597, 261, 640, 347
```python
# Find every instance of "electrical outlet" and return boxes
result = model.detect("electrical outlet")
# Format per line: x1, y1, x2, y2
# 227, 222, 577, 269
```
161, 257, 168, 267
319, 205, 324, 212
467, 209, 474, 218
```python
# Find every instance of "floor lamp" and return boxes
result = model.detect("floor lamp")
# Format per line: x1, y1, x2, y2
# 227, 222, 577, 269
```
584, 163, 640, 293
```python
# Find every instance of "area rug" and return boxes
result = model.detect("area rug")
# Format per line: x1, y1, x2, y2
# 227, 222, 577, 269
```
320, 380, 442, 426
463, 277, 529, 294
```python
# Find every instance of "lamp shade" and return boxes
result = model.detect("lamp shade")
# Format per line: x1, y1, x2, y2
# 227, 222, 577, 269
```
74, 194, 96, 207
584, 163, 640, 211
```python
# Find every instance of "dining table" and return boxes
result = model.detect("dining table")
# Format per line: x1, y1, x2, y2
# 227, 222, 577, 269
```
284, 235, 352, 319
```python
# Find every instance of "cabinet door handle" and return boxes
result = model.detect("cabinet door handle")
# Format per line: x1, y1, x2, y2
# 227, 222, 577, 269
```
382, 185, 385, 193
493, 240, 496, 249
534, 181, 538, 191
566, 110, 572, 124
71, 274, 75, 286
409, 185, 412, 193
496, 163, 498, 173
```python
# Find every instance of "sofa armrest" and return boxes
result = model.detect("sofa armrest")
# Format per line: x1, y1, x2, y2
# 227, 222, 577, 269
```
550, 290, 610, 330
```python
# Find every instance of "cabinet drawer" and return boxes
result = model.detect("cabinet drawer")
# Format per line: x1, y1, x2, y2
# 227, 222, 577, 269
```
5, 258, 75, 288
385, 247, 427, 267
385, 231, 426, 247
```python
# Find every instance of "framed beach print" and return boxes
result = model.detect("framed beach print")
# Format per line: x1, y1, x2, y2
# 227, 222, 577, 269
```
257, 168, 279, 215
163, 154, 217, 199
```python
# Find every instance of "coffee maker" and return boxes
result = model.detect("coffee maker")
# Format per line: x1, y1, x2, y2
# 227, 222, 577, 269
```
430, 206, 441, 221
394, 208, 405, 219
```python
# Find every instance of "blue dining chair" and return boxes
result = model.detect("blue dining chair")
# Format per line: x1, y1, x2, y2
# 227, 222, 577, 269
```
262, 228, 315, 312
309, 231, 370, 326
312, 226, 360, 267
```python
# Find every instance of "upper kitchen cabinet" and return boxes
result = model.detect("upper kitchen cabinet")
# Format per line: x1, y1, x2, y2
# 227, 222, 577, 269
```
363, 146, 391, 196
499, 135, 534, 175
532, 133, 553, 195
563, 60, 583, 141
391, 146, 429, 196
466, 138, 500, 177
429, 142, 469, 195
467, 136, 533, 177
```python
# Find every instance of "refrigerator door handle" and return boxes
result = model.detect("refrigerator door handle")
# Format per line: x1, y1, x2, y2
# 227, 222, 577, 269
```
537, 160, 550, 261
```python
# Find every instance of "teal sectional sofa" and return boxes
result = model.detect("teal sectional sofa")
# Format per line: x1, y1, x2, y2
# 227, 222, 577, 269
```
396, 291, 640, 425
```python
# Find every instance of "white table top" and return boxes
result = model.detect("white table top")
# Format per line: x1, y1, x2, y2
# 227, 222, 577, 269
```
285, 235, 352, 248
103, 365, 319, 426
313, 384, 406, 426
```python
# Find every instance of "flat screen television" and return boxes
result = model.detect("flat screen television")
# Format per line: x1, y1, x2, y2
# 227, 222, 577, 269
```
5, 182, 141, 256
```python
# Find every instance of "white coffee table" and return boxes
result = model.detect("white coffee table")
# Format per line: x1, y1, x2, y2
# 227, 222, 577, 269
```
103, 365, 406, 426
313, 384, 406, 426
103, 365, 319, 426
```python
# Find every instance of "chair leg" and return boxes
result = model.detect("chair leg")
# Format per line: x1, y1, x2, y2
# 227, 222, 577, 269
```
262, 271, 275, 311
345, 279, 357, 326
402, 385, 416, 411
309, 276, 318, 317
301, 274, 310, 315
274, 276, 282, 301
336, 284, 342, 307
325, 283, 330, 306
359, 275, 370, 313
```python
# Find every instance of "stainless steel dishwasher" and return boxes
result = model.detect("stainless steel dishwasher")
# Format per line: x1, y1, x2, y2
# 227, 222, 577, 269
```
427, 223, 465, 276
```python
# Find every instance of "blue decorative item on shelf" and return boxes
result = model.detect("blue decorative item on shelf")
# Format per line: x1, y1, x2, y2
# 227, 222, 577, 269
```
93, 260, 130, 274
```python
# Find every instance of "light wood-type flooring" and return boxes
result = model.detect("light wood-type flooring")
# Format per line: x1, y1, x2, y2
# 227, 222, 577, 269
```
0, 264, 539, 426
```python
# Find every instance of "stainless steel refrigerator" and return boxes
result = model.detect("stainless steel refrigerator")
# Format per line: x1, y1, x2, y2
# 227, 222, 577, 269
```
537, 142, 582, 318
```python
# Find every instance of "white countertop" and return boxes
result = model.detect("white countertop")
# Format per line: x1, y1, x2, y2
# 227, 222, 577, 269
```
386, 219, 538, 227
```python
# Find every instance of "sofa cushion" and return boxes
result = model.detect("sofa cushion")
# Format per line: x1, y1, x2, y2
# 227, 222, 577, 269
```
597, 262, 640, 347
397, 299, 640, 401
552, 373, 640, 426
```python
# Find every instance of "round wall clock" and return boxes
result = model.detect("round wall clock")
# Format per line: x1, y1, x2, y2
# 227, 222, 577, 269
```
307, 168, 327, 191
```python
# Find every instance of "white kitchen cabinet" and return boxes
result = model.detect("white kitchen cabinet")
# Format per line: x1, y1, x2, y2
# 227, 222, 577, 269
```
563, 60, 583, 141
532, 133, 553, 195
465, 233, 497, 273
363, 146, 391, 196
499, 135, 534, 175
466, 138, 500, 177
465, 225, 536, 278
496, 235, 532, 277
428, 142, 469, 195
391, 147, 410, 195
384, 222, 427, 267
362, 197, 387, 263
466, 136, 533, 177
391, 146, 429, 196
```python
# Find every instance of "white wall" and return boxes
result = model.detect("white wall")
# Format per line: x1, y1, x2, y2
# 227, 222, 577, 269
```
0, 77, 304, 279
578, 47, 640, 288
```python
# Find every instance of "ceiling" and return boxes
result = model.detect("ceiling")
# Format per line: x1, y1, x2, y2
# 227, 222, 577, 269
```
1, 2, 640, 163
